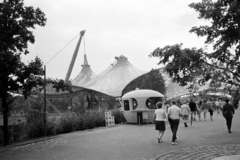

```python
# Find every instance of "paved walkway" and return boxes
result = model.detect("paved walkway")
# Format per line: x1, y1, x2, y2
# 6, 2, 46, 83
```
152, 144, 240, 160
0, 137, 67, 156
0, 110, 240, 160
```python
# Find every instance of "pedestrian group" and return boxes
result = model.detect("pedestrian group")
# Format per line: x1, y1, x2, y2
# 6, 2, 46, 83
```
154, 98, 235, 145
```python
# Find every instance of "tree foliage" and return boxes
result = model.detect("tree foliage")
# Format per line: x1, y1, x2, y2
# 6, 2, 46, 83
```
122, 69, 166, 95
52, 79, 73, 93
0, 0, 46, 145
150, 0, 240, 108
150, 44, 209, 86
188, 0, 240, 87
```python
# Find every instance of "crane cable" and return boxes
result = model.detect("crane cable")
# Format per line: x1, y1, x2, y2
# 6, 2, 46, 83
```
45, 33, 79, 65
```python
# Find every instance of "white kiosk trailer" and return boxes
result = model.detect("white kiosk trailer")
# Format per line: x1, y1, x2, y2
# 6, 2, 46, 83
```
121, 89, 164, 124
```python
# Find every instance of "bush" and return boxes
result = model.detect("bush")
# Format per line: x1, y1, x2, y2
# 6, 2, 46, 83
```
81, 110, 105, 129
74, 117, 84, 131
54, 110, 106, 133
7, 105, 125, 144
57, 115, 77, 134
82, 112, 96, 129
93, 110, 105, 127
9, 123, 27, 142
46, 118, 59, 136
111, 109, 126, 124
27, 121, 44, 138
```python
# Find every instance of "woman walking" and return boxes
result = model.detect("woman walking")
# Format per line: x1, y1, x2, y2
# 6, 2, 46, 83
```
197, 100, 202, 121
201, 100, 209, 121
154, 102, 166, 143
180, 101, 191, 127
209, 100, 214, 121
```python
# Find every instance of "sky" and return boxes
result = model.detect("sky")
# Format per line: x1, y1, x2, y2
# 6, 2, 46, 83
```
4, 0, 209, 80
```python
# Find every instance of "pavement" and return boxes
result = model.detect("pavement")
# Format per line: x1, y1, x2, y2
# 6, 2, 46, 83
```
0, 109, 240, 160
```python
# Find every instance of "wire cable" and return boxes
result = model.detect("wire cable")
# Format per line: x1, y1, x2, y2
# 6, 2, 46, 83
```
45, 33, 79, 65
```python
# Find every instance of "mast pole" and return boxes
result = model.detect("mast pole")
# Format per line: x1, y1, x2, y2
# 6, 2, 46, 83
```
65, 30, 86, 83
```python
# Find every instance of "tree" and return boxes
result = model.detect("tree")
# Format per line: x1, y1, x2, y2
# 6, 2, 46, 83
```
52, 79, 73, 93
149, 0, 240, 108
0, 0, 46, 145
150, 44, 207, 86
122, 69, 166, 95
189, 0, 240, 88
141, 69, 166, 94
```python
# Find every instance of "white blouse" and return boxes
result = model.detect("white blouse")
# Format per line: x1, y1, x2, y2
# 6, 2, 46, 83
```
155, 109, 166, 121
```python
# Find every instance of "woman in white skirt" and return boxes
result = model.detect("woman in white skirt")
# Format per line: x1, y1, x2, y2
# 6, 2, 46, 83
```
154, 102, 166, 143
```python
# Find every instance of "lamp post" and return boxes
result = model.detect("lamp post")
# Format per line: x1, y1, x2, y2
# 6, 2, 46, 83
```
43, 65, 47, 136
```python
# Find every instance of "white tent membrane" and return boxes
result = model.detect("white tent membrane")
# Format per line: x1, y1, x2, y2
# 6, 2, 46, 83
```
82, 55, 148, 97
71, 54, 226, 99
71, 54, 97, 87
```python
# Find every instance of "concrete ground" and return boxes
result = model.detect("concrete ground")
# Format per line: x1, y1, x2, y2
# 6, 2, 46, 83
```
0, 110, 240, 160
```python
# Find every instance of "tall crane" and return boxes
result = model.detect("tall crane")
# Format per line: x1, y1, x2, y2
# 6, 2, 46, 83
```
65, 30, 86, 83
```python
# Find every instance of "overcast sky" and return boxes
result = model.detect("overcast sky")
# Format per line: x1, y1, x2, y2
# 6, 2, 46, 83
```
7, 0, 209, 80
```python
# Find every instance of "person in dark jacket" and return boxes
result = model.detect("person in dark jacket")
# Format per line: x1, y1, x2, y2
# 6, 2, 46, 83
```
222, 99, 235, 133
189, 99, 197, 121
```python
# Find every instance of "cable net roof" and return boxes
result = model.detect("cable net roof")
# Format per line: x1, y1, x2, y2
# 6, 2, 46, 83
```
71, 54, 97, 87
71, 55, 223, 99
71, 55, 148, 97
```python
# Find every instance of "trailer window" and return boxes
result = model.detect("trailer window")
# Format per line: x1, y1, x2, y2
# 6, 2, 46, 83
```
124, 100, 130, 111
146, 97, 162, 109
132, 98, 138, 110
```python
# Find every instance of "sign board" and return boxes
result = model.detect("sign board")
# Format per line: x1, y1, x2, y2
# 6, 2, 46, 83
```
105, 111, 115, 126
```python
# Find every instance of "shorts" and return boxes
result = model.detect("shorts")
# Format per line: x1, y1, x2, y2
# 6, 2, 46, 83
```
209, 109, 213, 116
155, 121, 166, 131
183, 115, 189, 120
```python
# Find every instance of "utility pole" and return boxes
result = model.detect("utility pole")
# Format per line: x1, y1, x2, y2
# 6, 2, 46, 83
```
44, 65, 47, 136
42, 31, 85, 136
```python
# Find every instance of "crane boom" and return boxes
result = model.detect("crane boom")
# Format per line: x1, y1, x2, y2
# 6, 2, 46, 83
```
65, 30, 86, 83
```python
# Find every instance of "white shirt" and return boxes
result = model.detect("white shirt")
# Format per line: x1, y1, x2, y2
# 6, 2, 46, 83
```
155, 109, 166, 121
181, 104, 191, 115
168, 105, 182, 120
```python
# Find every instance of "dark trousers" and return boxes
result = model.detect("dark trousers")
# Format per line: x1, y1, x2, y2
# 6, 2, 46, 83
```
169, 119, 179, 142
225, 116, 233, 131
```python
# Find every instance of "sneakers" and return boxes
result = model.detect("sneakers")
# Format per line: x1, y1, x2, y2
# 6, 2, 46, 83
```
184, 122, 187, 127
172, 142, 177, 145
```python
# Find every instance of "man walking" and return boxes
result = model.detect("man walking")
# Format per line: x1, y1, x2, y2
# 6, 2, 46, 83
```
222, 99, 235, 133
180, 101, 191, 127
189, 99, 197, 121
215, 99, 220, 113
168, 101, 182, 145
